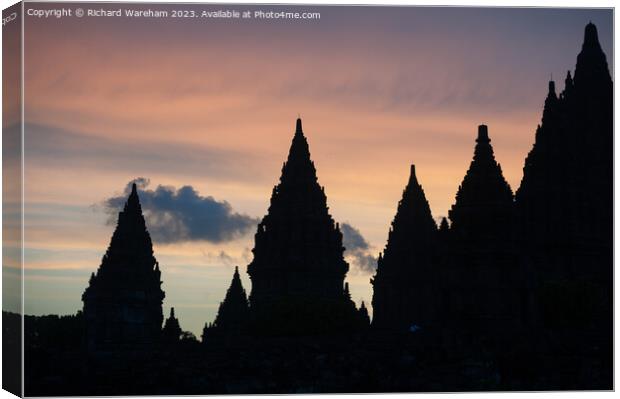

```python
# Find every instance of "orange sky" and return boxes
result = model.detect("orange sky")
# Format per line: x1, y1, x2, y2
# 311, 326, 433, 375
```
14, 4, 613, 335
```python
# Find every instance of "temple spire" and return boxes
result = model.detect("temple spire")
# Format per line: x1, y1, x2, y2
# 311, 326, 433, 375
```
162, 307, 182, 343
574, 22, 611, 89
565, 70, 574, 90
408, 164, 418, 186
477, 124, 489, 142
295, 117, 303, 135
284, 118, 313, 172
548, 80, 556, 98
372, 164, 437, 330
390, 164, 437, 238
212, 266, 249, 332
247, 118, 354, 334
543, 81, 558, 123
82, 182, 165, 351
583, 21, 601, 50
449, 125, 513, 241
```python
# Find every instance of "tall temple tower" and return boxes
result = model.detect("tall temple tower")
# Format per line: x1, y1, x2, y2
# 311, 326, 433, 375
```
371, 165, 438, 331
444, 125, 518, 343
247, 118, 357, 334
515, 23, 612, 339
516, 22, 612, 279
449, 125, 514, 247
82, 183, 165, 352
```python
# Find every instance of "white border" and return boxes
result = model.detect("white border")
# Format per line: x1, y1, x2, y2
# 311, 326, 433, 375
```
0, 1, 616, 399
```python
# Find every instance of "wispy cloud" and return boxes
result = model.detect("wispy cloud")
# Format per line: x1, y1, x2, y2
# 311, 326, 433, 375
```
24, 123, 268, 183
103, 178, 259, 244
341, 222, 378, 274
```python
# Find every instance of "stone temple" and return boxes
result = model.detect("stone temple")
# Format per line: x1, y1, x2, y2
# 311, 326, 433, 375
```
371, 165, 438, 331
247, 118, 362, 335
443, 125, 520, 348
82, 183, 165, 352
515, 22, 612, 358
202, 266, 250, 341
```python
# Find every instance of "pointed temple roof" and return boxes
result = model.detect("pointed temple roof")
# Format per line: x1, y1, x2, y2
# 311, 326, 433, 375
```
380, 164, 437, 264
516, 23, 612, 249
564, 70, 574, 93
449, 125, 513, 240
574, 22, 612, 89
371, 165, 437, 330
248, 118, 348, 279
246, 118, 354, 334
541, 80, 558, 125
162, 307, 182, 342
213, 266, 249, 329
82, 183, 165, 350
513, 23, 612, 344
83, 182, 164, 294
280, 117, 316, 189
517, 22, 612, 197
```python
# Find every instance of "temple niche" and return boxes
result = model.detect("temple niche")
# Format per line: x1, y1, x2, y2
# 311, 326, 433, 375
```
82, 183, 165, 352
371, 165, 438, 332
246, 118, 362, 335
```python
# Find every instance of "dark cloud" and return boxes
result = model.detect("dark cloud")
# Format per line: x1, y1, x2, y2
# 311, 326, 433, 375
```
341, 222, 369, 251
104, 178, 259, 244
341, 222, 377, 274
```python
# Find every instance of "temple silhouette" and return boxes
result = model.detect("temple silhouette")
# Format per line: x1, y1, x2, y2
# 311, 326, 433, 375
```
246, 118, 366, 335
202, 266, 250, 341
18, 23, 613, 395
371, 164, 438, 331
81, 183, 165, 352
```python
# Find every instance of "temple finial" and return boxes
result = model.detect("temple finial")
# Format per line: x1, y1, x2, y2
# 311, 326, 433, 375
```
583, 22, 600, 49
477, 125, 489, 142
295, 117, 303, 135
548, 80, 556, 96
408, 164, 419, 186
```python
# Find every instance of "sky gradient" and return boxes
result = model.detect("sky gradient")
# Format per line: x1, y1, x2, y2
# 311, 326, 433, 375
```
15, 4, 614, 336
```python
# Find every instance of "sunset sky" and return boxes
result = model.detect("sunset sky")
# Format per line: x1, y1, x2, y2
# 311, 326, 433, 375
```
12, 3, 613, 336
